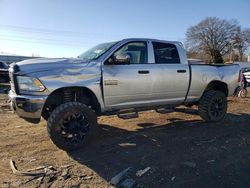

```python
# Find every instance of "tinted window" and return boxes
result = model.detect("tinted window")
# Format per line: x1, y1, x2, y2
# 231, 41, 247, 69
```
114, 42, 148, 64
153, 42, 180, 64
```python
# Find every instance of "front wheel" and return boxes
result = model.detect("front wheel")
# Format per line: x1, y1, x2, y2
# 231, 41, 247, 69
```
47, 102, 97, 151
198, 90, 227, 122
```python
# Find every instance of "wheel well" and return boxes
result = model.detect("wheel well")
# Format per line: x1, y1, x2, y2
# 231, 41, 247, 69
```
203, 81, 228, 97
42, 87, 101, 120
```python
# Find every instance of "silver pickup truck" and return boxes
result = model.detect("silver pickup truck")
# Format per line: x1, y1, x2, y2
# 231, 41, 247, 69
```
8, 38, 239, 150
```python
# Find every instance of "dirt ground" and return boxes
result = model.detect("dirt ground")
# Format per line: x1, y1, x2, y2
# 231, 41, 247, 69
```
0, 89, 250, 188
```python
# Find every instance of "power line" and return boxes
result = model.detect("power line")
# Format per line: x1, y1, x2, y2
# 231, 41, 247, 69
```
0, 24, 185, 43
0, 24, 129, 39
0, 34, 97, 46
0, 37, 91, 47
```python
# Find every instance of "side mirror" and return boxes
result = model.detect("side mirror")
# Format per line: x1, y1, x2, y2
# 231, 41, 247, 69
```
115, 54, 131, 64
107, 57, 115, 65
106, 54, 131, 65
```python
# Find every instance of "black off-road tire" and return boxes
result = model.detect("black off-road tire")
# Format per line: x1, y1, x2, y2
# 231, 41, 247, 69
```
198, 90, 227, 122
47, 102, 97, 151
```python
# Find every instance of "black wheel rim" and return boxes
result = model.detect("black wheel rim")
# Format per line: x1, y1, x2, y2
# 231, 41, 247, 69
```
60, 113, 89, 144
210, 97, 224, 118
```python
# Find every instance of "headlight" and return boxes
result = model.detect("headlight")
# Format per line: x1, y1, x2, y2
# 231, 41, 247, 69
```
17, 76, 46, 92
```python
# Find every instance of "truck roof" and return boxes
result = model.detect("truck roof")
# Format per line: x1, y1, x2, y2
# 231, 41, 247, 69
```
121, 38, 184, 46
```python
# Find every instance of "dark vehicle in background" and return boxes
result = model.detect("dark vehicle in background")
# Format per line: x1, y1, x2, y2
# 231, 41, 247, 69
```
0, 62, 9, 83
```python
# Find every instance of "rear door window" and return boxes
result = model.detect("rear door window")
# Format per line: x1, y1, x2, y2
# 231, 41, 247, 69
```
152, 42, 180, 64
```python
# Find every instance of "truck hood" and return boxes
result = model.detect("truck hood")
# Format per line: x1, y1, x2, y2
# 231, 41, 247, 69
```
16, 57, 92, 74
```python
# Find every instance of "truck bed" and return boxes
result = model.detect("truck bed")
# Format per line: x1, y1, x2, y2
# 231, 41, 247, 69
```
186, 63, 239, 102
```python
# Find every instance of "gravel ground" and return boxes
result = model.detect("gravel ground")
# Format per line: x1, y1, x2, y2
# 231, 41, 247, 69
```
0, 92, 250, 188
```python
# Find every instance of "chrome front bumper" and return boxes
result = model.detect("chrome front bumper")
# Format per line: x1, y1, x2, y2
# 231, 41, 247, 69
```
8, 90, 47, 123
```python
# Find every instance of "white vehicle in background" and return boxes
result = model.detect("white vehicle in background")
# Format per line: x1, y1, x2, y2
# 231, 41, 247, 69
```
242, 67, 250, 86
234, 62, 250, 86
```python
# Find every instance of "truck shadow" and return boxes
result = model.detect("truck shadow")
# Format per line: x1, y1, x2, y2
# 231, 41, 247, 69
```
68, 111, 250, 188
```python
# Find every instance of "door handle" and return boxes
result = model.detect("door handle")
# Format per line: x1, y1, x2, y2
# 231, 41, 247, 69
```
177, 70, 187, 73
138, 70, 150, 74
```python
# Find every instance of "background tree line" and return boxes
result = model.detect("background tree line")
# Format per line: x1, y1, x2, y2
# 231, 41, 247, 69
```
186, 17, 250, 64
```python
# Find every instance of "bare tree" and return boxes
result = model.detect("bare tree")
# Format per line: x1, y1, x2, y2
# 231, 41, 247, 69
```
186, 17, 239, 63
234, 28, 250, 61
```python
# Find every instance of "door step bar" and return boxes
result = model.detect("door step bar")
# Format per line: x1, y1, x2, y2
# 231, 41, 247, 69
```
116, 106, 175, 119
117, 109, 139, 119
155, 107, 174, 114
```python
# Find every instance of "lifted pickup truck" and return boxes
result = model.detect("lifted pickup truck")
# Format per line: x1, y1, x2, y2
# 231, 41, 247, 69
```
8, 38, 239, 150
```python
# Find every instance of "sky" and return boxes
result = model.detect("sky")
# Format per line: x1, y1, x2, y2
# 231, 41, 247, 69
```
0, 0, 250, 58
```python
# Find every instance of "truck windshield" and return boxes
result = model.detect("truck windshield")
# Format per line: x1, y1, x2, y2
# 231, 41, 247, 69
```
78, 41, 118, 61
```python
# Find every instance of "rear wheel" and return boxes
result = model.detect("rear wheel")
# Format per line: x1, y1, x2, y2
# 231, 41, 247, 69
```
47, 102, 97, 151
198, 90, 227, 122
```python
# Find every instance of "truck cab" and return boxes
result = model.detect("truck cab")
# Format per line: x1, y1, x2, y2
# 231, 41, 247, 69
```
102, 39, 190, 109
